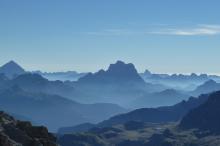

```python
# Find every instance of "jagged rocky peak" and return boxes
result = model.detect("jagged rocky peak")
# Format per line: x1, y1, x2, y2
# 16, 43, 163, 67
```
78, 60, 145, 84
0, 111, 57, 146
107, 60, 138, 75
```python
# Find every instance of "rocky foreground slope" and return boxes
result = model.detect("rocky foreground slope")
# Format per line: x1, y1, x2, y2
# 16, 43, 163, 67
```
0, 111, 57, 146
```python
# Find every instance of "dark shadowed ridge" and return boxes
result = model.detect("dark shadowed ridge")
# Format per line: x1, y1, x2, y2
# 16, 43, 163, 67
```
58, 93, 209, 134
180, 91, 220, 134
98, 93, 209, 127
0, 85, 126, 132
132, 89, 189, 108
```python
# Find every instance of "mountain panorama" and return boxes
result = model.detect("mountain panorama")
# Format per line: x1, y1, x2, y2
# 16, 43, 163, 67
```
1, 60, 220, 146
2, 0, 220, 145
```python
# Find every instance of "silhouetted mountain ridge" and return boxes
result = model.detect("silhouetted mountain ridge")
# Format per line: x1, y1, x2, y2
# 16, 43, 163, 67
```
98, 93, 209, 127
0, 60, 26, 78
0, 85, 126, 132
132, 89, 189, 108
180, 91, 220, 134
78, 61, 145, 85
191, 79, 220, 96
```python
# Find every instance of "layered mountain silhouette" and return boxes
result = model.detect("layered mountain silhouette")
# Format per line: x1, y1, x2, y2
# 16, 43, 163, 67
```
78, 61, 145, 85
180, 91, 220, 134
72, 61, 166, 105
191, 80, 220, 96
58, 93, 209, 134
132, 89, 188, 108
0, 60, 26, 78
34, 71, 87, 81
10, 73, 79, 97
0, 86, 126, 132
98, 93, 209, 128
0, 73, 92, 102
58, 91, 220, 146
140, 70, 220, 91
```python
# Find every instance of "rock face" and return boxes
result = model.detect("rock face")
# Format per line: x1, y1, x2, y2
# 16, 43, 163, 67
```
0, 111, 57, 146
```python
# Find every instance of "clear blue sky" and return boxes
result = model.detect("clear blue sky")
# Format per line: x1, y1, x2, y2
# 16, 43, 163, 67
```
0, 0, 220, 74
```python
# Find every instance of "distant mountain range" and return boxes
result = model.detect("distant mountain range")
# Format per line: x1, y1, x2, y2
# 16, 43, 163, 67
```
58, 93, 209, 134
58, 90, 220, 146
34, 71, 88, 81
0, 85, 126, 132
1, 60, 220, 145
98, 93, 209, 128
1, 60, 220, 108
140, 69, 220, 90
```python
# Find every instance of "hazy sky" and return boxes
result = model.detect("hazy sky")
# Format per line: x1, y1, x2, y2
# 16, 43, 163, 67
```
1, 0, 220, 74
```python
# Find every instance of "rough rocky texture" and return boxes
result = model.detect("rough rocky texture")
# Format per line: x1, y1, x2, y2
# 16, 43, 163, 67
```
0, 111, 57, 146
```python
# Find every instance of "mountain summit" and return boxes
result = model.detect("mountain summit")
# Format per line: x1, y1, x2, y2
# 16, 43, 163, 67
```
0, 60, 26, 78
78, 60, 145, 85
75, 60, 149, 105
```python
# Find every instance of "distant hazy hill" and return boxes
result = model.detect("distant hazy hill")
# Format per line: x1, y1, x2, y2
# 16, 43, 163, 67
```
140, 69, 220, 91
0, 60, 26, 78
180, 91, 220, 134
98, 94, 209, 127
0, 86, 126, 132
10, 73, 79, 97
132, 89, 189, 108
59, 93, 209, 134
191, 80, 220, 96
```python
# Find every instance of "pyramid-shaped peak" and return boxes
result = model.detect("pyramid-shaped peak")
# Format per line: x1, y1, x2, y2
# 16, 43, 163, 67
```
0, 60, 26, 78
7, 60, 18, 65
2, 60, 23, 68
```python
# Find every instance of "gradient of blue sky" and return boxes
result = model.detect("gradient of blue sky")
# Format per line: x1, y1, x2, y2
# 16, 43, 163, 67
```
0, 0, 220, 74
